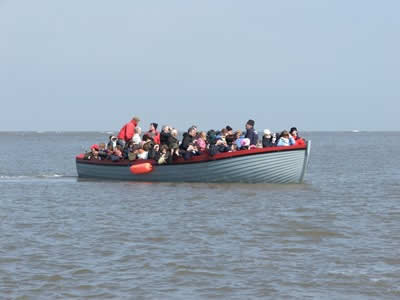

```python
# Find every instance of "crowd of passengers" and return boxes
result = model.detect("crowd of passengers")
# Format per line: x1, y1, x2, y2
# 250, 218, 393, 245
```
84, 117, 305, 164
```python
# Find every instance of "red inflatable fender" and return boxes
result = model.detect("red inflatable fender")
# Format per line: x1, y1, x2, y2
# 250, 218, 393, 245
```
130, 163, 154, 175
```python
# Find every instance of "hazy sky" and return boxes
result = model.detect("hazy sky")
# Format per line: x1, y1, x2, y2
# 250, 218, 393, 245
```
1, 1, 398, 131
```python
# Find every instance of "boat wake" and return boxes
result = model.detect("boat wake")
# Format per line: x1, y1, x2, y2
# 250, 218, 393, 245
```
0, 174, 77, 181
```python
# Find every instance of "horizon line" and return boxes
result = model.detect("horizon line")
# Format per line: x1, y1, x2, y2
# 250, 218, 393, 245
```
0, 130, 398, 133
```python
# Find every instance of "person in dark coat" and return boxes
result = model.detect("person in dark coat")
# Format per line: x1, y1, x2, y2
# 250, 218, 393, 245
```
245, 119, 258, 146
180, 127, 197, 151
180, 127, 198, 160
160, 126, 172, 146
262, 129, 276, 147
148, 144, 161, 161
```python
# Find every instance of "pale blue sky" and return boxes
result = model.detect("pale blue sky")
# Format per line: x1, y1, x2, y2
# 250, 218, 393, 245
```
0, 0, 398, 131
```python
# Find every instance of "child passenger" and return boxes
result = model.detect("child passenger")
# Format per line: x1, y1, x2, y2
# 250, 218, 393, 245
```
195, 131, 207, 152
234, 130, 245, 149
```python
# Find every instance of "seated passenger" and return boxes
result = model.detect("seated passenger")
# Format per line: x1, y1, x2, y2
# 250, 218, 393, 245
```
128, 149, 138, 161
123, 141, 134, 159
186, 143, 200, 159
132, 127, 142, 145
106, 144, 114, 159
107, 135, 118, 150
195, 131, 207, 152
216, 130, 229, 153
207, 130, 219, 156
180, 126, 197, 151
143, 123, 160, 144
225, 125, 233, 136
225, 126, 236, 148
125, 141, 140, 161
180, 127, 199, 160
111, 145, 123, 161
245, 119, 259, 146
290, 127, 306, 145
217, 128, 228, 141
148, 144, 161, 162
98, 143, 108, 160
160, 125, 172, 146
137, 143, 151, 160
207, 130, 217, 145
168, 129, 180, 157
234, 130, 245, 149
84, 144, 99, 160
158, 145, 171, 165
277, 130, 296, 146
240, 138, 251, 150
262, 129, 276, 147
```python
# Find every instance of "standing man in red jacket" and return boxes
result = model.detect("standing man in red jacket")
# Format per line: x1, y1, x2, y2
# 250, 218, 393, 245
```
117, 117, 140, 147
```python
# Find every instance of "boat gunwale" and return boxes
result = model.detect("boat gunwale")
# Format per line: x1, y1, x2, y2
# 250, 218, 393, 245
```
76, 144, 308, 167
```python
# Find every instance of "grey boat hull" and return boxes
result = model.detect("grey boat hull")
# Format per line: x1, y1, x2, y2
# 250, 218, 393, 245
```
76, 142, 311, 184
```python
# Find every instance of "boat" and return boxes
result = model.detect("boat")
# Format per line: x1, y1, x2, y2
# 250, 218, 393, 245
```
76, 141, 311, 184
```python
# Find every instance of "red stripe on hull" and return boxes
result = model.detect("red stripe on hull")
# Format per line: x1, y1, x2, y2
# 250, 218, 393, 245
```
76, 145, 307, 166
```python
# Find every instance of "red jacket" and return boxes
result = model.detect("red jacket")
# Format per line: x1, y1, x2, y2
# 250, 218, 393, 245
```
153, 131, 160, 144
144, 130, 160, 144
294, 136, 306, 146
117, 120, 137, 142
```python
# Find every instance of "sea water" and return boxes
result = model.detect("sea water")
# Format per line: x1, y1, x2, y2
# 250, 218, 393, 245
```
0, 132, 398, 299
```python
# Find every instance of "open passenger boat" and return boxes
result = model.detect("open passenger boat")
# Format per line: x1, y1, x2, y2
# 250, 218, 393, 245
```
76, 141, 311, 184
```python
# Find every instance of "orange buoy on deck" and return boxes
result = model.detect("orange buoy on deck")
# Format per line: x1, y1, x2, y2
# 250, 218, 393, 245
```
130, 163, 154, 175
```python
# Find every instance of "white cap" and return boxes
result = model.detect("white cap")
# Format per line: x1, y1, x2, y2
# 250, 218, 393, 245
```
264, 129, 272, 135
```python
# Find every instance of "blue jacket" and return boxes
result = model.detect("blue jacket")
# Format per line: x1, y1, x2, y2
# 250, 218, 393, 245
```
245, 128, 258, 145
277, 136, 296, 146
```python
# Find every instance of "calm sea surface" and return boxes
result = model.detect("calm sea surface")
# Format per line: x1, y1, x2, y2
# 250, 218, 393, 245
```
0, 132, 399, 299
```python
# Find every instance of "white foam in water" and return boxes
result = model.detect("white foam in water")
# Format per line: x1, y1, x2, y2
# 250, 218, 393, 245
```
0, 175, 29, 179
38, 174, 64, 178
0, 174, 67, 180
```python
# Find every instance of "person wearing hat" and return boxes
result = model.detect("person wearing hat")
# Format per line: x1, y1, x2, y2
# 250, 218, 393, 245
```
245, 119, 259, 146
117, 116, 140, 146
143, 122, 161, 144
262, 129, 276, 147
